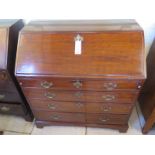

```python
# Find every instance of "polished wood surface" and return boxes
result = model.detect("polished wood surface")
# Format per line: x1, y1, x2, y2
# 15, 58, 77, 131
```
138, 38, 155, 134
30, 99, 86, 113
16, 32, 145, 79
0, 19, 33, 121
86, 113, 129, 124
33, 110, 85, 123
18, 77, 142, 91
15, 20, 145, 132
23, 88, 138, 103
33, 110, 128, 125
29, 99, 132, 114
86, 102, 133, 114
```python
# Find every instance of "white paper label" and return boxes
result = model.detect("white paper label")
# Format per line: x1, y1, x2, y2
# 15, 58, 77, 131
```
75, 40, 82, 55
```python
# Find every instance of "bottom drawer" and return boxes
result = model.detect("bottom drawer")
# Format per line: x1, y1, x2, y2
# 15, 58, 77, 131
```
0, 102, 25, 115
33, 110, 129, 125
0, 91, 22, 102
86, 113, 129, 125
33, 110, 85, 123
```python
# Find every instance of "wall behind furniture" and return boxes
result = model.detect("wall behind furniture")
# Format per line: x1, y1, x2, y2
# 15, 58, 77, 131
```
0, 0, 155, 54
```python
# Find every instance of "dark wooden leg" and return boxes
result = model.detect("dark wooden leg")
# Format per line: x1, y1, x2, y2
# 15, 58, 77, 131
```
118, 124, 128, 133
24, 113, 34, 122
142, 117, 154, 134
36, 121, 44, 128
0, 131, 3, 135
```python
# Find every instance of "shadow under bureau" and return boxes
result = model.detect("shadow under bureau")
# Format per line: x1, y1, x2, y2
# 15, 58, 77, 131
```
0, 19, 33, 121
15, 20, 146, 132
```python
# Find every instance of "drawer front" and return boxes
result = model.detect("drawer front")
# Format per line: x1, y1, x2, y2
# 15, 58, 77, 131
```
18, 77, 142, 91
29, 99, 85, 113
86, 113, 129, 125
23, 88, 138, 103
86, 103, 133, 114
85, 91, 138, 103
0, 102, 25, 115
0, 90, 22, 102
23, 88, 86, 101
33, 110, 85, 123
28, 98, 132, 114
0, 81, 17, 92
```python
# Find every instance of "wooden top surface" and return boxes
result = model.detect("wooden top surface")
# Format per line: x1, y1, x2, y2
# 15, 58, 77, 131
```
16, 20, 145, 79
22, 19, 142, 32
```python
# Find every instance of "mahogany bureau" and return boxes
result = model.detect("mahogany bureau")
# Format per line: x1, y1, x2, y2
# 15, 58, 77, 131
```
15, 20, 146, 132
0, 19, 33, 121
138, 38, 155, 134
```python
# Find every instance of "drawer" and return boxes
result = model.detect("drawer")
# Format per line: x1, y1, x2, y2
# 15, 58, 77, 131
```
0, 81, 17, 92
86, 103, 133, 114
18, 77, 142, 91
0, 90, 22, 102
23, 88, 86, 101
29, 99, 85, 113
33, 110, 85, 123
85, 91, 138, 103
23, 88, 138, 103
28, 98, 132, 114
86, 113, 129, 125
0, 102, 25, 115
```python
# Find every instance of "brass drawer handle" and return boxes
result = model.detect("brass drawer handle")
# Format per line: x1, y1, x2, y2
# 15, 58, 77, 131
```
73, 80, 82, 88
99, 118, 109, 123
48, 103, 56, 110
50, 115, 60, 120
41, 81, 53, 89
102, 106, 112, 112
102, 95, 115, 101
0, 94, 5, 100
103, 82, 117, 90
0, 106, 10, 112
45, 92, 56, 99
75, 102, 84, 108
74, 92, 83, 98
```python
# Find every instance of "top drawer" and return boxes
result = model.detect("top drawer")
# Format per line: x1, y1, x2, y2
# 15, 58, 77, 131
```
18, 77, 142, 91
